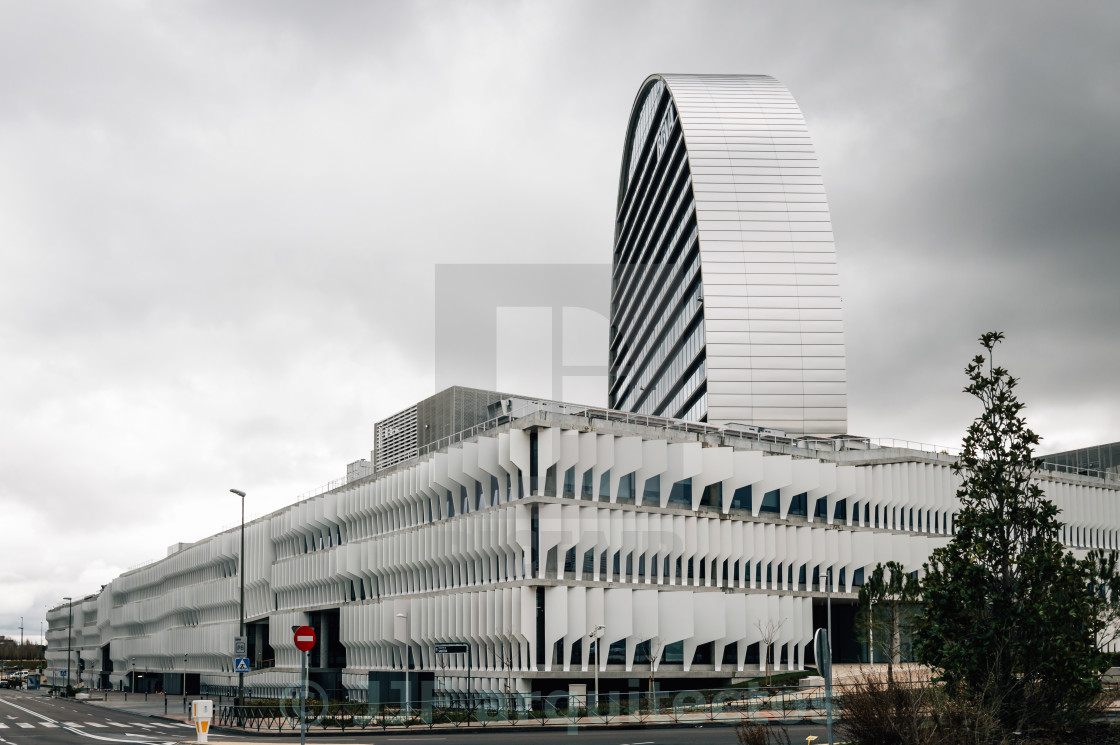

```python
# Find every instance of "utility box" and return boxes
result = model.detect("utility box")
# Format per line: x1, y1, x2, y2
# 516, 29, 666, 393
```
568, 683, 587, 709
191, 700, 213, 743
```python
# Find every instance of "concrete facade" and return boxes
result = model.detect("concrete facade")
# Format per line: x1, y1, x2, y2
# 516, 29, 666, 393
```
46, 399, 1120, 702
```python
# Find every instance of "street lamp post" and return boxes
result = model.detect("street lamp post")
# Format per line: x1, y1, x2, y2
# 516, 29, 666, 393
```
395, 613, 410, 717
869, 597, 875, 671
231, 488, 246, 711
64, 597, 72, 695
826, 568, 834, 745
588, 624, 605, 714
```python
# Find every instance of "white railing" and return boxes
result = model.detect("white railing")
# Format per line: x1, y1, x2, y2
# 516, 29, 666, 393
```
865, 438, 960, 457
1037, 460, 1119, 484
406, 399, 967, 462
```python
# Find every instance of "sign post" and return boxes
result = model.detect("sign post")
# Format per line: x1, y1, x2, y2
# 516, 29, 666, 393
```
434, 643, 471, 710
814, 627, 833, 745
293, 626, 316, 745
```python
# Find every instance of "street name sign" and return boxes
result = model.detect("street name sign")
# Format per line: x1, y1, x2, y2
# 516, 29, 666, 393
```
434, 643, 469, 654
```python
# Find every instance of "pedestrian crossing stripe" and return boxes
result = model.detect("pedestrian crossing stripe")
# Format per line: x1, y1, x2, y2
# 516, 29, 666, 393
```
0, 719, 191, 730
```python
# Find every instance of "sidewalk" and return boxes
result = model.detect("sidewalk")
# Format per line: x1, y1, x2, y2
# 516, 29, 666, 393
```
73, 691, 195, 723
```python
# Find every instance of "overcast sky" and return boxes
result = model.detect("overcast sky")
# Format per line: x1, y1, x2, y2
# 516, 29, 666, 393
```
2, 1, 1118, 643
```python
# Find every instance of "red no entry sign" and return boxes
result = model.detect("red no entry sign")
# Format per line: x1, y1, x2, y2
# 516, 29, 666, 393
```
294, 625, 316, 652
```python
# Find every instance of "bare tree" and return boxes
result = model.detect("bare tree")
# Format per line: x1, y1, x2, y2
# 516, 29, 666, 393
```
434, 653, 450, 707
497, 644, 517, 715
755, 619, 786, 685
646, 638, 665, 700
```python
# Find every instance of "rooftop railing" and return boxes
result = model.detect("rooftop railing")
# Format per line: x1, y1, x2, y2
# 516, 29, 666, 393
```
412, 399, 964, 461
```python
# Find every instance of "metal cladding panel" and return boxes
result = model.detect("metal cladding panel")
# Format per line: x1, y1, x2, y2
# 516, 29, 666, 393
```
669, 74, 845, 435
612, 74, 847, 435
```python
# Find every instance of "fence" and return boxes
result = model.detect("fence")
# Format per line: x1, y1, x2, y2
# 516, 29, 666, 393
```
213, 684, 837, 732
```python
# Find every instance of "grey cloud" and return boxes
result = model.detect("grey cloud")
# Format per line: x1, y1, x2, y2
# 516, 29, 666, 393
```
1, 0, 1118, 639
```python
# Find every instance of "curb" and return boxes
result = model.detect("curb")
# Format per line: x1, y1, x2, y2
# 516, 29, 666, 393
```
200, 716, 828, 738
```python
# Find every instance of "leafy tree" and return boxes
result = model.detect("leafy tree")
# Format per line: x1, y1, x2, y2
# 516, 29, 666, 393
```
1087, 548, 1120, 655
916, 331, 1116, 732
856, 561, 921, 686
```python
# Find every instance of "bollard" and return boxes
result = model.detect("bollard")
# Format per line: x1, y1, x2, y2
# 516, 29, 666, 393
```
191, 700, 213, 744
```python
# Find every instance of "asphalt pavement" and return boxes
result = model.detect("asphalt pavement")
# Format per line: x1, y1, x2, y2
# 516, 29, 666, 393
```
0, 688, 196, 745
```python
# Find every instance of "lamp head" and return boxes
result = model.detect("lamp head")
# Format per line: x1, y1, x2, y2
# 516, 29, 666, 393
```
230, 489, 246, 498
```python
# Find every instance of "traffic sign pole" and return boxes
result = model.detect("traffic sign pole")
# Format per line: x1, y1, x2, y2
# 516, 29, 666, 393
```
815, 627, 833, 745
300, 649, 308, 745
291, 625, 316, 745
433, 643, 471, 710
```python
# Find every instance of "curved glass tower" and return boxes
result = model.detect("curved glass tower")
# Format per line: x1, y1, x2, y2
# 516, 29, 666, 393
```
609, 74, 847, 435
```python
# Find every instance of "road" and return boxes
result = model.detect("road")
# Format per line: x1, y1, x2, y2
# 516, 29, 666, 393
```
0, 689, 832, 744
0, 690, 194, 745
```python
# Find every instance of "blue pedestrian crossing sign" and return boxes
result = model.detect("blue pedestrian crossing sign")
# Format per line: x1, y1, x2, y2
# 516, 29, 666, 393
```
234, 657, 250, 673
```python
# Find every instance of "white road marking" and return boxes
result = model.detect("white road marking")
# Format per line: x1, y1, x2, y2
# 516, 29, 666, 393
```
15, 725, 32, 729
85, 722, 108, 727
0, 724, 7, 729
41, 722, 59, 728
0, 698, 166, 744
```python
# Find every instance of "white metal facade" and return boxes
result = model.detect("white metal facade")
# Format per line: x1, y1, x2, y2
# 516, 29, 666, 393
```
610, 74, 846, 435
46, 407, 1120, 700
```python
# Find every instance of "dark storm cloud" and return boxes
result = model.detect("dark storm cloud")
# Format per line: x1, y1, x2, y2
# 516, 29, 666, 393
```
1, 0, 1117, 638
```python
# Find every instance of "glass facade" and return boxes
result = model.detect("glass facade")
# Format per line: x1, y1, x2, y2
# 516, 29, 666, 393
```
610, 79, 707, 421
1039, 442, 1120, 477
